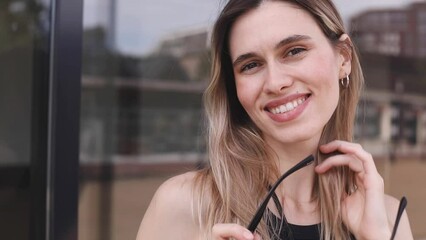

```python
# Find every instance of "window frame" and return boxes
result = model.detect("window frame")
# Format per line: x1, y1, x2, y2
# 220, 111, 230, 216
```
30, 0, 83, 239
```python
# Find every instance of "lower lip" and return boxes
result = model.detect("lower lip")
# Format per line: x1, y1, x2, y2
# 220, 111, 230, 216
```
266, 96, 311, 123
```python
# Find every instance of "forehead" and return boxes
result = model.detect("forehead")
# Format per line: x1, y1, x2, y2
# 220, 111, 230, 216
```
229, 1, 326, 57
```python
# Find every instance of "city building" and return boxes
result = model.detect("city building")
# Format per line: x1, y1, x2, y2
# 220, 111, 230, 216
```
350, 2, 426, 159
155, 28, 211, 82
351, 1, 426, 57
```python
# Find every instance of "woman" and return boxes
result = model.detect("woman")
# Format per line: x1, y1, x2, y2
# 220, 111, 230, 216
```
137, 0, 413, 239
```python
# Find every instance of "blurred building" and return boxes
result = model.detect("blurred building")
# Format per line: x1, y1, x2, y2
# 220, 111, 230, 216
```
351, 2, 426, 57
80, 27, 209, 168
157, 28, 209, 58
155, 28, 210, 82
350, 1, 426, 159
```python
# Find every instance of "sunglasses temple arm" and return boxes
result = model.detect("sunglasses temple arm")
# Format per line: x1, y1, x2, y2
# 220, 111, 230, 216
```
247, 155, 315, 232
390, 196, 407, 240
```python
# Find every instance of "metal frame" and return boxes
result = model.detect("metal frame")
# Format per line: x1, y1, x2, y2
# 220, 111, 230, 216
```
48, 0, 83, 239
30, 0, 83, 239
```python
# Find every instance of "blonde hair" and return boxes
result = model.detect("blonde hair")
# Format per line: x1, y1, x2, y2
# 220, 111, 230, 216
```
194, 0, 364, 239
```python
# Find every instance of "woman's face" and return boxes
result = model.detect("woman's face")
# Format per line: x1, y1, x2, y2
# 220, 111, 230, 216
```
229, 1, 350, 147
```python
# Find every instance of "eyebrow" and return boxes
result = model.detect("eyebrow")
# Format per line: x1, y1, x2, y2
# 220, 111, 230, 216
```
232, 34, 312, 67
274, 34, 311, 50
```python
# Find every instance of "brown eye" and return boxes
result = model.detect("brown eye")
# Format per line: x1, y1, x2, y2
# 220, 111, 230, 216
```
241, 62, 259, 72
287, 47, 306, 56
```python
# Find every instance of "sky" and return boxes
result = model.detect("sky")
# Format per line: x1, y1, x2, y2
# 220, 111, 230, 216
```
83, 0, 423, 56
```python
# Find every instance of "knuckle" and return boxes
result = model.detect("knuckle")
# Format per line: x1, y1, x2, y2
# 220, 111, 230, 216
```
354, 143, 363, 150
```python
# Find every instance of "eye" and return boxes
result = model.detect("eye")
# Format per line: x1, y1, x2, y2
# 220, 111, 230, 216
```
287, 47, 306, 57
241, 62, 260, 72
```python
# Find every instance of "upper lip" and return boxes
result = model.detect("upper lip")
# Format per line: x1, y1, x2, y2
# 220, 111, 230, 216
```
264, 92, 311, 110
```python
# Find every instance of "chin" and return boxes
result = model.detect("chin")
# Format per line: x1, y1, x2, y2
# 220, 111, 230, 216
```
281, 135, 313, 144
273, 127, 323, 145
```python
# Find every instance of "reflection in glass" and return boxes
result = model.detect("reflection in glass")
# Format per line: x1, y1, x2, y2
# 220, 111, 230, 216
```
79, 1, 426, 239
0, 0, 49, 239
79, 1, 218, 239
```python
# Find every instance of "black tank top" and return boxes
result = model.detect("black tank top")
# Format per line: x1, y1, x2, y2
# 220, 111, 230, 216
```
266, 192, 355, 240
267, 212, 321, 239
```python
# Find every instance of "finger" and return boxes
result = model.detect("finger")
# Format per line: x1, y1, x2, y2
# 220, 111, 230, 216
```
319, 141, 385, 191
212, 224, 254, 240
315, 154, 363, 174
320, 141, 377, 175
254, 233, 263, 240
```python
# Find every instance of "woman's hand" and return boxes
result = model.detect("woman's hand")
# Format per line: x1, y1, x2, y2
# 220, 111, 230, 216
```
315, 140, 392, 239
212, 223, 262, 240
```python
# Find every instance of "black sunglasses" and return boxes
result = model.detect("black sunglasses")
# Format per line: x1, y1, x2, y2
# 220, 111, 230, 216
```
246, 154, 408, 240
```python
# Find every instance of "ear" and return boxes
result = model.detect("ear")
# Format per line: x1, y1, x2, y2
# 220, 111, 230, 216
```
336, 34, 353, 79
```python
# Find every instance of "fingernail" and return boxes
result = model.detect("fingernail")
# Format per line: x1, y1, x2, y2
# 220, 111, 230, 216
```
244, 230, 254, 239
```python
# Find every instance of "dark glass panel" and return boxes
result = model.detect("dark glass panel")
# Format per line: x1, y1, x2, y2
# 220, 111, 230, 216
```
0, 0, 50, 239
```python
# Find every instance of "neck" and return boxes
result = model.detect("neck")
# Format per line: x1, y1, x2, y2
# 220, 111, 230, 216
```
279, 163, 316, 202
266, 134, 321, 203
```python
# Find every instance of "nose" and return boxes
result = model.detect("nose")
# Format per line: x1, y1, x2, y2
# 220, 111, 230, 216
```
263, 63, 293, 94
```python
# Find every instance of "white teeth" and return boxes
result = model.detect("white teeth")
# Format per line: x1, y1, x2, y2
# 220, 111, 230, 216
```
268, 96, 307, 114
286, 102, 294, 111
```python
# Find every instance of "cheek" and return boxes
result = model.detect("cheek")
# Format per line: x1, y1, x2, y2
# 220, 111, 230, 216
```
310, 54, 340, 88
236, 84, 251, 112
235, 78, 258, 110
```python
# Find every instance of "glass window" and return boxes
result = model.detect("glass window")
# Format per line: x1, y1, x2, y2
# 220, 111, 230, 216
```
79, 1, 219, 239
0, 0, 50, 238
79, 1, 426, 239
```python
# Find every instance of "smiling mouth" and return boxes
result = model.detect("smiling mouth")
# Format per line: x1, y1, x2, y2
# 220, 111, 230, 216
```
267, 95, 310, 114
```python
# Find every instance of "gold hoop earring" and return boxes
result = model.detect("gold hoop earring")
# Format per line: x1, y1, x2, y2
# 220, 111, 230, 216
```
340, 75, 350, 88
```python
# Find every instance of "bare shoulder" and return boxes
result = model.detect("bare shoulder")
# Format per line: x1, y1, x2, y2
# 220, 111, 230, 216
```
136, 171, 201, 240
157, 171, 199, 199
384, 194, 414, 240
